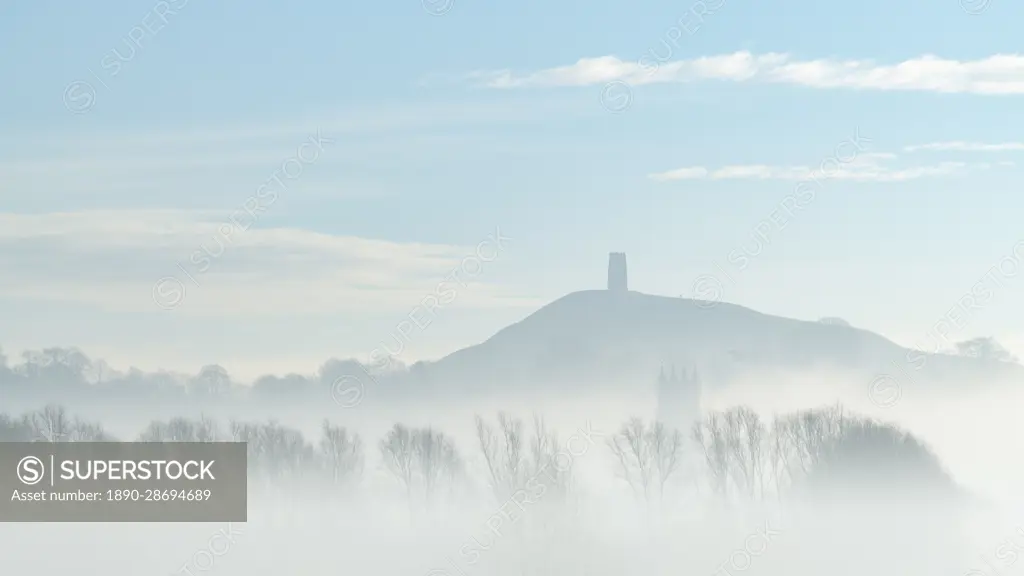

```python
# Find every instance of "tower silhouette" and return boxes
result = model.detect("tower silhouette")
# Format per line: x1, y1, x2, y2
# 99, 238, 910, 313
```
656, 365, 702, 433
608, 252, 627, 292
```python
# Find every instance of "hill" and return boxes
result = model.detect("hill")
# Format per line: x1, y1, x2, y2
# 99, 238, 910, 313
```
397, 290, 1024, 397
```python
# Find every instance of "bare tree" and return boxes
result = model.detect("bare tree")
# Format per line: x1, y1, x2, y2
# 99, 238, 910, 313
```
768, 415, 792, 500
608, 418, 655, 502
608, 418, 684, 504
649, 421, 685, 499
475, 413, 577, 576
256, 421, 315, 483
26, 404, 75, 442
380, 423, 417, 499
67, 418, 113, 442
0, 412, 30, 442
528, 415, 573, 502
414, 427, 461, 500
380, 422, 462, 517
229, 420, 276, 485
721, 406, 767, 500
229, 420, 262, 461
319, 420, 363, 487
137, 415, 219, 442
224, 419, 314, 489
694, 405, 853, 506
521, 416, 583, 576
692, 412, 732, 498
475, 413, 573, 504
768, 404, 848, 496
15, 406, 111, 443
193, 414, 220, 442
475, 412, 525, 502
137, 418, 169, 442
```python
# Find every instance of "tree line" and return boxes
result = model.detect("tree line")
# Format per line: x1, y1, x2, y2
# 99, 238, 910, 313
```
0, 347, 391, 405
2, 337, 1016, 402
0, 403, 955, 507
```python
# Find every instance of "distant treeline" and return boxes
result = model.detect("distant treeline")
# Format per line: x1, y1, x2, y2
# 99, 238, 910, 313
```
2, 338, 1018, 406
0, 346, 383, 404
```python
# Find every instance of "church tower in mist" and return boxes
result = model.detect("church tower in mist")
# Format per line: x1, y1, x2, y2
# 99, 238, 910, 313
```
656, 366, 703, 434
608, 252, 627, 292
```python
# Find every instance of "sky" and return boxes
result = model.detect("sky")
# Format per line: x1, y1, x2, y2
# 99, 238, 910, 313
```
2, 0, 1024, 380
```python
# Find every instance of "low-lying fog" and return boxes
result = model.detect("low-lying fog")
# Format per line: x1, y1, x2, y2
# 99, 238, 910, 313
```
3, 368, 1023, 576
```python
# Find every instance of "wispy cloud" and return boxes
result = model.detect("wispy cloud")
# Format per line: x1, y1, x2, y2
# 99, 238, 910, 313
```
0, 210, 537, 317
904, 141, 1024, 152
649, 153, 1006, 182
9, 96, 593, 151
477, 51, 1024, 95
2, 95, 603, 211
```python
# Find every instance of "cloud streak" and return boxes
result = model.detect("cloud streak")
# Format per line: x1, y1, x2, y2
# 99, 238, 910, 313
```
649, 153, 1007, 183
0, 210, 537, 317
904, 141, 1024, 152
477, 51, 1024, 95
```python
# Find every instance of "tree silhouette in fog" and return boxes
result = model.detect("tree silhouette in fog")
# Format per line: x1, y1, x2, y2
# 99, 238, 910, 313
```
379, 423, 462, 507
955, 336, 1019, 363
805, 416, 952, 493
607, 417, 685, 505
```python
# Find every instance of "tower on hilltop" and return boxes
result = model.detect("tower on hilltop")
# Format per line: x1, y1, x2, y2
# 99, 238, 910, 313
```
608, 252, 627, 292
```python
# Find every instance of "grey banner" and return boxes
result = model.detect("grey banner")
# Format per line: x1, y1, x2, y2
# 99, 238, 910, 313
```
0, 442, 247, 522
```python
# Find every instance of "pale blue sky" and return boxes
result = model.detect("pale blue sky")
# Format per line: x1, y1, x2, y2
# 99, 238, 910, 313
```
2, 0, 1023, 379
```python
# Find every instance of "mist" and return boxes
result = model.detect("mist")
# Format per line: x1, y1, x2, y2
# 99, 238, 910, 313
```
3, 353, 1023, 576
6, 4, 1024, 568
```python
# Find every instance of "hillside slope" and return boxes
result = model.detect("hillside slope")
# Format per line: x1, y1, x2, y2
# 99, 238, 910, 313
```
401, 290, 1024, 394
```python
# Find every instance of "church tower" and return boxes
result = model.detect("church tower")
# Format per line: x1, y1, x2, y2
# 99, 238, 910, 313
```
608, 252, 627, 292
656, 365, 703, 434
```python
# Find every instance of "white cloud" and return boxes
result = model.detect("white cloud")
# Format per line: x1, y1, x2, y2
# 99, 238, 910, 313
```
648, 152, 1005, 182
652, 167, 709, 180
0, 210, 536, 317
904, 141, 1024, 152
478, 51, 1024, 95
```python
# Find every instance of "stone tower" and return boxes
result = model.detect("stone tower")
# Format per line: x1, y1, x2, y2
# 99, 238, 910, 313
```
656, 366, 703, 434
608, 252, 627, 292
